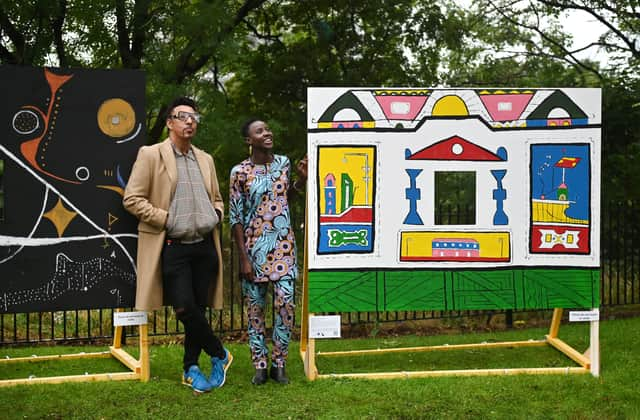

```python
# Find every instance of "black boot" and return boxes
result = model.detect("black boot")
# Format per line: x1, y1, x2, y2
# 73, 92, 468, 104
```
252, 368, 268, 385
269, 365, 289, 384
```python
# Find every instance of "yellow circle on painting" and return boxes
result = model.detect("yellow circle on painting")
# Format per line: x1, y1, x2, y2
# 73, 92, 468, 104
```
97, 98, 136, 137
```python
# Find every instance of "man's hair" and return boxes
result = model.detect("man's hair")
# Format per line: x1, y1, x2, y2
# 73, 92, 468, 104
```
165, 96, 198, 120
240, 118, 263, 138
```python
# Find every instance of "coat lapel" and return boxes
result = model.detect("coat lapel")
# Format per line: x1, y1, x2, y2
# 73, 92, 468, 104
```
159, 139, 178, 197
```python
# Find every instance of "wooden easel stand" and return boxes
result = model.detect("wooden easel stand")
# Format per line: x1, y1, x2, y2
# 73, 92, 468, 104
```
0, 309, 150, 387
301, 305, 600, 380
299, 205, 600, 380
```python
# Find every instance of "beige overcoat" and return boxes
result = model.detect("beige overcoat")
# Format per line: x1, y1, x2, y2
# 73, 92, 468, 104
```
123, 138, 224, 311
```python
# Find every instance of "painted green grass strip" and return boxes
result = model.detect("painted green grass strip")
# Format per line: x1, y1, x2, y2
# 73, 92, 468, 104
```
309, 268, 599, 312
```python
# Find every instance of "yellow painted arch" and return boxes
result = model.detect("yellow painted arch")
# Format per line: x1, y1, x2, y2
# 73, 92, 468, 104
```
432, 95, 469, 116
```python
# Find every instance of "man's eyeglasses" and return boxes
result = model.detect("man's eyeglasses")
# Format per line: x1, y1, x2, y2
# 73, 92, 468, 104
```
171, 111, 201, 123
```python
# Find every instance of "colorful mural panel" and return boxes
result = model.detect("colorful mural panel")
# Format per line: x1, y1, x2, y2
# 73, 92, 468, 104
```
307, 87, 601, 313
530, 143, 590, 254
399, 231, 510, 262
0, 65, 144, 313
317, 145, 376, 254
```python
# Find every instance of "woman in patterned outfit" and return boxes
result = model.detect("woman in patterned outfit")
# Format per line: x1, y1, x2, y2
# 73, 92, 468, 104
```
229, 119, 307, 385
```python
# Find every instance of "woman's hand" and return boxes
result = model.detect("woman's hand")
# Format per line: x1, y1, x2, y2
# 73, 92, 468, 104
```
232, 223, 254, 281
296, 154, 308, 181
239, 257, 253, 281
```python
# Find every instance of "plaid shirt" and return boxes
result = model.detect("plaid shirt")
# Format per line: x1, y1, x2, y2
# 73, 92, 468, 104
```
165, 143, 219, 243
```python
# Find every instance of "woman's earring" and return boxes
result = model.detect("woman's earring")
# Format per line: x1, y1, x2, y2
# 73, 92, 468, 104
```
248, 144, 252, 155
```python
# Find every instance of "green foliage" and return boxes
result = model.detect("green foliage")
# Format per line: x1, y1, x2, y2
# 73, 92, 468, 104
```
601, 79, 640, 202
1, 0, 639, 200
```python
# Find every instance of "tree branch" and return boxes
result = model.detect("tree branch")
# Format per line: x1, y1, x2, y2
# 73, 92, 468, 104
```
30, 1, 50, 65
172, 0, 267, 84
0, 7, 25, 61
212, 60, 229, 102
130, 0, 152, 67
242, 17, 284, 46
232, 0, 268, 28
150, 0, 268, 142
114, 0, 133, 67
486, 0, 603, 79
0, 42, 16, 64
535, 0, 640, 59
51, 0, 70, 67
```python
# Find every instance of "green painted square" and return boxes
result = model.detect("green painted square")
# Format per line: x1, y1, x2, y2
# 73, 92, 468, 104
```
521, 269, 600, 309
451, 270, 516, 310
383, 271, 446, 311
308, 271, 378, 312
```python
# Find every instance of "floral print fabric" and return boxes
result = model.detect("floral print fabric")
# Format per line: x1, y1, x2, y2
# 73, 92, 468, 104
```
242, 277, 295, 368
229, 154, 298, 283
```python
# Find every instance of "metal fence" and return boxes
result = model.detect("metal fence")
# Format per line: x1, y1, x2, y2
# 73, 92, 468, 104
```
1, 201, 638, 345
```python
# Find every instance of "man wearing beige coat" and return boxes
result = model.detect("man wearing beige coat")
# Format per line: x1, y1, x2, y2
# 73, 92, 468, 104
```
123, 97, 231, 394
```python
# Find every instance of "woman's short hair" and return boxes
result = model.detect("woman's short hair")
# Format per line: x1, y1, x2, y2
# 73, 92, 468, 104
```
241, 118, 263, 138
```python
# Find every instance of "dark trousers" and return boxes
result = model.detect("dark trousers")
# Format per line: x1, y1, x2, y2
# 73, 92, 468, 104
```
162, 236, 224, 371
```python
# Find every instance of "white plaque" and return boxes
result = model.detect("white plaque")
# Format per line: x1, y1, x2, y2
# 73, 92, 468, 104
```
569, 309, 599, 322
309, 315, 341, 338
113, 311, 148, 326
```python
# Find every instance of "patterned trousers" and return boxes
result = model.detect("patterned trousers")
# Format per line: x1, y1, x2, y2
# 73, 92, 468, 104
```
242, 277, 295, 369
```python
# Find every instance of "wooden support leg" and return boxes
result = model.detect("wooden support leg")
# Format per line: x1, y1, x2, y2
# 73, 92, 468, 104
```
139, 322, 150, 382
589, 309, 600, 377
304, 334, 318, 380
299, 205, 312, 369
300, 206, 310, 354
548, 308, 563, 339
112, 309, 123, 349
300, 289, 309, 354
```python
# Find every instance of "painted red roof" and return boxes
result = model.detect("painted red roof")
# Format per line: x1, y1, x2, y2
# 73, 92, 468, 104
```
408, 135, 504, 161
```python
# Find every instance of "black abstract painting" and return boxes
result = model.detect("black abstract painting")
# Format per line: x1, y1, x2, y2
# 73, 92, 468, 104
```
0, 65, 144, 313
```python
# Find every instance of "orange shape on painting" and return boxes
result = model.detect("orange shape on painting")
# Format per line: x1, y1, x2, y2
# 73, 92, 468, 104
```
19, 69, 80, 184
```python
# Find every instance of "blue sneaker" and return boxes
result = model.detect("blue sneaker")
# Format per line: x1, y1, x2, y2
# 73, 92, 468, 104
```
210, 348, 233, 388
182, 365, 212, 394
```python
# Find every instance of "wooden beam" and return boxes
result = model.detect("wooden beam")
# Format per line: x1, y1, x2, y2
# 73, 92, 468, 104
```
0, 372, 139, 387
299, 206, 310, 355
109, 347, 140, 372
139, 323, 150, 382
317, 367, 590, 379
0, 352, 111, 363
548, 308, 563, 338
590, 316, 600, 377
302, 337, 318, 380
317, 340, 547, 357
113, 310, 124, 349
545, 336, 590, 368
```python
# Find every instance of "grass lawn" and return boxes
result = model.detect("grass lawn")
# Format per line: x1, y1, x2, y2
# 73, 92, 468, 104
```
0, 316, 638, 419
